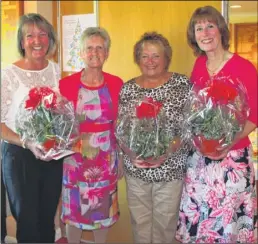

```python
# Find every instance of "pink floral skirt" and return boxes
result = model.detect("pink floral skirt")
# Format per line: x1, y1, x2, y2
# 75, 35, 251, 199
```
176, 147, 256, 243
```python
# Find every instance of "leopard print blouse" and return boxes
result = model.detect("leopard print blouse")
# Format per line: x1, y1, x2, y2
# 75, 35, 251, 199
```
118, 73, 192, 183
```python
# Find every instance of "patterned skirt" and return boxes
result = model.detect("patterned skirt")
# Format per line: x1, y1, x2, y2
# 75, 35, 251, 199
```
176, 147, 256, 243
61, 144, 119, 230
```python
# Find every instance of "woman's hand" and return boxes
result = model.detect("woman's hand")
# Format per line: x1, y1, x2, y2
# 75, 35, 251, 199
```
25, 139, 53, 161
206, 121, 257, 160
203, 131, 242, 160
117, 156, 124, 179
169, 136, 182, 153
119, 143, 136, 158
131, 154, 167, 168
70, 137, 82, 153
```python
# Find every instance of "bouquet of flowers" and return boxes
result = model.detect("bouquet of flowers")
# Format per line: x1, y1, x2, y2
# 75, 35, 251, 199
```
182, 76, 249, 155
16, 86, 79, 159
116, 96, 174, 163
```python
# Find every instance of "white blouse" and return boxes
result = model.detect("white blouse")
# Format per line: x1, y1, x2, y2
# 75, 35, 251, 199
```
1, 61, 60, 132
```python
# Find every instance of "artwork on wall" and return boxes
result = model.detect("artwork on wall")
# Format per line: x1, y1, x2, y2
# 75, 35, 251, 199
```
57, 0, 98, 77
62, 14, 97, 72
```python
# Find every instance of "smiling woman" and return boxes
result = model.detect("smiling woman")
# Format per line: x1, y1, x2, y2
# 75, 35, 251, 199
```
117, 32, 191, 244
59, 27, 123, 244
1, 13, 63, 243
176, 6, 257, 243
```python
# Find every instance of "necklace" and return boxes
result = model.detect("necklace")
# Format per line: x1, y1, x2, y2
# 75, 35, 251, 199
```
206, 52, 227, 75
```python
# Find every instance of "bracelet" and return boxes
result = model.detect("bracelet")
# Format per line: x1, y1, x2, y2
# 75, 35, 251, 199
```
21, 138, 27, 149
118, 151, 123, 156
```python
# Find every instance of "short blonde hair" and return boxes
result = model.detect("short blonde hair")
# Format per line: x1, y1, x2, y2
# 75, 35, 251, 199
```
80, 27, 111, 52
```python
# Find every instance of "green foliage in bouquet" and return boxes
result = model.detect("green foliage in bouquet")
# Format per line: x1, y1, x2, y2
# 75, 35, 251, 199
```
190, 107, 240, 145
116, 97, 173, 160
121, 117, 171, 159
19, 104, 55, 141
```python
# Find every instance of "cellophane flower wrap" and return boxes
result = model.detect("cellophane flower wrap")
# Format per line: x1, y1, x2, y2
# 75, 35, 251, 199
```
16, 86, 79, 158
182, 76, 249, 155
116, 96, 174, 163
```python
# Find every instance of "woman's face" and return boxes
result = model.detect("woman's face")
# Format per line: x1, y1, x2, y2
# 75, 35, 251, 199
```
138, 42, 167, 78
194, 20, 222, 53
22, 24, 49, 60
81, 35, 108, 69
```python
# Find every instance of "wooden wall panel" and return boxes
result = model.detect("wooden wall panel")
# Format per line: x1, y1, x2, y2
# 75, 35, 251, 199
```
234, 23, 257, 69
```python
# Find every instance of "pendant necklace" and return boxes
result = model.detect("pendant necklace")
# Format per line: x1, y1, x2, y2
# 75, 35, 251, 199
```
206, 52, 227, 76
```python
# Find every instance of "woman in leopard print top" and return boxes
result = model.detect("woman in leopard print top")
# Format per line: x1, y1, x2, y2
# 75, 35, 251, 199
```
117, 32, 191, 244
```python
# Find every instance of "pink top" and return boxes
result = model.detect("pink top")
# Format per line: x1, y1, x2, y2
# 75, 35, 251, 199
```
191, 54, 258, 150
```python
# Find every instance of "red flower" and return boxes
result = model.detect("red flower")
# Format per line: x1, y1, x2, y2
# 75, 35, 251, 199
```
206, 80, 238, 104
136, 97, 163, 118
28, 87, 42, 100
43, 93, 57, 109
25, 87, 57, 110
25, 98, 41, 110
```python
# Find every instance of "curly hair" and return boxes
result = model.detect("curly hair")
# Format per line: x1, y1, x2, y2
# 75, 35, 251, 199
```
187, 6, 230, 56
134, 32, 172, 70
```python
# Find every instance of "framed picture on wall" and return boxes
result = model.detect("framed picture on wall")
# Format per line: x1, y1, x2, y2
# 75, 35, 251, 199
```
62, 14, 97, 72
57, 0, 98, 77
234, 23, 257, 68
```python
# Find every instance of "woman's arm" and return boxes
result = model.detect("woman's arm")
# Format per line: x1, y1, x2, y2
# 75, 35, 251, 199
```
1, 122, 51, 160
1, 123, 23, 147
235, 120, 257, 142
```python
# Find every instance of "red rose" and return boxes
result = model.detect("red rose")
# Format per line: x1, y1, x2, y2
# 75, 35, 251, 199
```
136, 97, 163, 118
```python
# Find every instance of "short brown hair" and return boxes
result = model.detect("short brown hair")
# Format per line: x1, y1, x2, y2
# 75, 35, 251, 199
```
187, 6, 230, 56
17, 13, 57, 57
133, 32, 172, 70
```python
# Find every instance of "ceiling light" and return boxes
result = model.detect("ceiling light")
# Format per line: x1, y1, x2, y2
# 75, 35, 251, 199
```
230, 5, 242, 9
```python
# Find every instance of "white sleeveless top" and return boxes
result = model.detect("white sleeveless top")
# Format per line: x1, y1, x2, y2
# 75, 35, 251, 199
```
1, 61, 60, 132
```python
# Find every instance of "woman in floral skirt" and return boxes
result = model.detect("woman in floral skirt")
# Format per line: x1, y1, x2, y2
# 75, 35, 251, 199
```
176, 6, 257, 243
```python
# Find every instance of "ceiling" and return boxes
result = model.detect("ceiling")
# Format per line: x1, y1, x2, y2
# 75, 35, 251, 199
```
229, 1, 258, 17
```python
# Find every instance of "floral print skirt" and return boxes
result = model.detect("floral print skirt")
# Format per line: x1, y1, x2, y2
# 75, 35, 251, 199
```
176, 148, 256, 243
